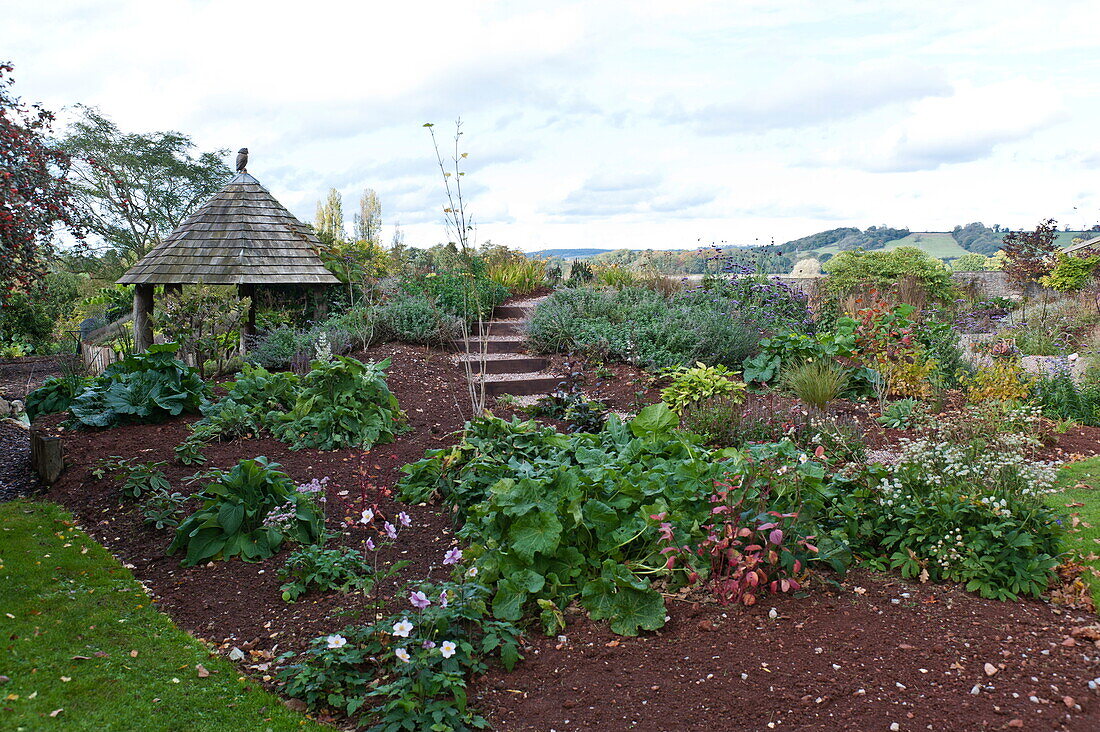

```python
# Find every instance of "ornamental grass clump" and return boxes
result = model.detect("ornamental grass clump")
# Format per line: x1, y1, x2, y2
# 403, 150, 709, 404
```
780, 359, 849, 411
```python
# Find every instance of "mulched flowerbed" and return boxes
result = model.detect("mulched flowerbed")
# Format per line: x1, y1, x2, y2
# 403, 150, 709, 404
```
12, 342, 1100, 730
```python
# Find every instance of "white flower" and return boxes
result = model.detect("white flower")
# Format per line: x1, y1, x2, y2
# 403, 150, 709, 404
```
395, 647, 411, 663
360, 508, 374, 524
392, 619, 414, 638
325, 634, 347, 649
466, 566, 479, 578
440, 640, 457, 659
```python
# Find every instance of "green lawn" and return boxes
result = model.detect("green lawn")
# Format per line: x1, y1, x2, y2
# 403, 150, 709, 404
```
0, 500, 328, 732
1047, 457, 1100, 608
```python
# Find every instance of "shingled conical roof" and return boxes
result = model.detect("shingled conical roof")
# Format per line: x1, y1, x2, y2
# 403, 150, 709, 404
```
117, 173, 339, 285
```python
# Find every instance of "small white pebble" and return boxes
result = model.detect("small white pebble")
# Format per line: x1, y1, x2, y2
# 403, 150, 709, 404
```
970, 685, 981, 695
890, 724, 901, 731
832, 664, 841, 670
1029, 696, 1040, 703
896, 682, 906, 690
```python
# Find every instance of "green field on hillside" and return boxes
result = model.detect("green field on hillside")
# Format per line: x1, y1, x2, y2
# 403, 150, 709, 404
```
816, 232, 968, 259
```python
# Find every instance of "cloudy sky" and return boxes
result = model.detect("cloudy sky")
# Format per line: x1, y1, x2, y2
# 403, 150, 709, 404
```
5, 0, 1100, 251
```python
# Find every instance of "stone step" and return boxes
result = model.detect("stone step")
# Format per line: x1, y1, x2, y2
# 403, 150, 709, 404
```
452, 337, 526, 354
481, 374, 560, 397
474, 320, 526, 336
456, 355, 549, 375
494, 305, 534, 319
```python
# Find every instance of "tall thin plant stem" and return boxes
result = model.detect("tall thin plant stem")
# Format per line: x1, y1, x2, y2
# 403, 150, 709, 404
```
426, 119, 488, 417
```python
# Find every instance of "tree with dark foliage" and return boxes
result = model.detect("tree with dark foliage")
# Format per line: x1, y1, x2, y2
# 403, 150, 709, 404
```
0, 62, 83, 301
1001, 219, 1059, 284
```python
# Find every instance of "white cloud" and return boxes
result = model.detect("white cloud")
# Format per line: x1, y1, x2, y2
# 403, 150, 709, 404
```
3, 0, 1099, 249
821, 80, 1065, 172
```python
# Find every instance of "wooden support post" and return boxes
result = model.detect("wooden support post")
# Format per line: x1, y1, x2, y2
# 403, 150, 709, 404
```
238, 284, 256, 354
312, 285, 327, 321
133, 283, 154, 352
30, 428, 65, 484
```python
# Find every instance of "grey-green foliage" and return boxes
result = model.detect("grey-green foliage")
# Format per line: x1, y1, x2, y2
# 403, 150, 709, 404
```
377, 292, 463, 345
527, 286, 763, 369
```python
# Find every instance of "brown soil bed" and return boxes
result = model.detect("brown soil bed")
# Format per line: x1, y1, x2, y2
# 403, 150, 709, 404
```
18, 342, 1100, 730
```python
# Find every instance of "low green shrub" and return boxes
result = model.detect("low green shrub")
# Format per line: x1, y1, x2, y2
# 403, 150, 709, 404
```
177, 357, 404, 457
1031, 368, 1100, 426
529, 286, 798, 370
269, 356, 405, 451
167, 457, 324, 566
378, 292, 462, 345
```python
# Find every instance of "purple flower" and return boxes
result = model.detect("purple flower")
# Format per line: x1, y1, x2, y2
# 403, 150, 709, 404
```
409, 591, 430, 609
397, 511, 412, 527
384, 522, 397, 539
439, 590, 449, 608
364, 537, 376, 551
421, 639, 437, 649
443, 547, 463, 565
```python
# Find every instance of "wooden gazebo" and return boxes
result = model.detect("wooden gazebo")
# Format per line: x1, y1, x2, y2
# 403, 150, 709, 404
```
117, 164, 338, 351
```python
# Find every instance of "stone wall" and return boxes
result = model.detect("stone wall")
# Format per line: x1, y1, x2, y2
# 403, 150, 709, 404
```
949, 271, 1053, 300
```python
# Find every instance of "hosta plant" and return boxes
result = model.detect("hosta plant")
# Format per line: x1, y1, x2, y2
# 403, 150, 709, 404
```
167, 457, 324, 566
661, 362, 746, 413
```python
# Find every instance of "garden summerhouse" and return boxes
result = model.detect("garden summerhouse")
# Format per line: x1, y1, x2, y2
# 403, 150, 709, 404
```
117, 164, 338, 351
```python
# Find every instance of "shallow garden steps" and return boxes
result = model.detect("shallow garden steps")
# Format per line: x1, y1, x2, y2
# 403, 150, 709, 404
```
455, 354, 549, 375
452, 295, 557, 397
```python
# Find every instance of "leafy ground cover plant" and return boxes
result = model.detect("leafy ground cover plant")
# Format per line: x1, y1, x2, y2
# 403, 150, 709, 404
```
843, 437, 1064, 600
279, 538, 374, 602
278, 553, 522, 730
660, 361, 746, 413
528, 387, 608, 433
92, 456, 171, 500
399, 404, 845, 637
269, 355, 405, 450
877, 398, 922, 429
655, 445, 845, 606
140, 489, 189, 529
24, 373, 93, 421
167, 457, 324, 566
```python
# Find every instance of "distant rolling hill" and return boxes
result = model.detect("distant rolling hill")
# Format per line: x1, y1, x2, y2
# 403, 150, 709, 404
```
525, 229, 1100, 274
527, 248, 614, 259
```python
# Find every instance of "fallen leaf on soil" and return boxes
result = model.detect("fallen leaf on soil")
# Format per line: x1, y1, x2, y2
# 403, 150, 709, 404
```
71, 655, 91, 661
605, 640, 620, 648
49, 709, 62, 718
129, 650, 138, 658
196, 664, 209, 678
